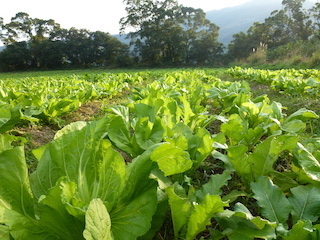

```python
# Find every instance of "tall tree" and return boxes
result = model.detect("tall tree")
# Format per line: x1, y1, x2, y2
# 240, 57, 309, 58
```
0, 17, 4, 43
120, 0, 222, 65
0, 12, 132, 70
0, 41, 31, 71
228, 32, 253, 60
310, 2, 320, 38
3, 12, 60, 45
282, 0, 312, 41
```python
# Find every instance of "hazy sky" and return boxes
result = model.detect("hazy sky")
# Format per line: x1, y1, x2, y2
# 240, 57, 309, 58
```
1, 0, 252, 35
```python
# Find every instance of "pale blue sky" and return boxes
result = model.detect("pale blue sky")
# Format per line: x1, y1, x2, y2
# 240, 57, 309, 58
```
0, 0, 252, 35
0, 0, 317, 35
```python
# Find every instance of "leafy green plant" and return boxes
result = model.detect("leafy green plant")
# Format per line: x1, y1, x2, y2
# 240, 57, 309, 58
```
0, 118, 161, 239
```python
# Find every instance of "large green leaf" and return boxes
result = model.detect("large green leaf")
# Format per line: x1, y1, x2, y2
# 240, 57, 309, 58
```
282, 220, 314, 240
288, 185, 320, 223
293, 143, 320, 182
221, 114, 246, 146
111, 186, 158, 240
0, 134, 26, 154
0, 224, 11, 240
110, 105, 130, 124
193, 171, 231, 203
110, 145, 161, 239
0, 146, 34, 218
0, 144, 56, 239
166, 184, 192, 239
30, 117, 110, 199
0, 104, 21, 133
285, 108, 319, 123
281, 119, 306, 133
249, 135, 298, 180
217, 203, 276, 240
107, 115, 140, 156
186, 194, 228, 240
134, 117, 165, 150
187, 128, 214, 170
251, 176, 292, 225
120, 144, 160, 204
150, 142, 192, 176
37, 178, 85, 240
227, 144, 253, 185
0, 208, 55, 240
83, 199, 112, 240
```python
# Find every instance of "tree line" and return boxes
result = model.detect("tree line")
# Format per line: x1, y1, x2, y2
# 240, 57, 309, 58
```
228, 0, 320, 65
0, 0, 319, 71
0, 13, 131, 71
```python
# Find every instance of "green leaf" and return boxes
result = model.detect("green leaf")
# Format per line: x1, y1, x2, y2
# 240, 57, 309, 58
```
293, 143, 320, 182
227, 145, 253, 185
94, 140, 126, 211
269, 172, 299, 192
134, 102, 163, 122
164, 132, 188, 151
0, 104, 21, 133
251, 176, 292, 225
139, 200, 169, 240
37, 178, 85, 239
249, 135, 298, 180
166, 184, 192, 239
0, 208, 54, 240
111, 186, 158, 240
0, 146, 34, 218
108, 115, 139, 156
281, 119, 306, 133
186, 195, 228, 240
0, 224, 11, 240
150, 142, 193, 176
282, 220, 314, 240
30, 117, 110, 199
134, 117, 165, 150
83, 199, 112, 240
0, 106, 11, 129
120, 144, 160, 204
110, 105, 129, 124
0, 146, 57, 239
221, 114, 245, 146
217, 203, 276, 240
222, 190, 248, 203
0, 134, 26, 153
285, 108, 319, 123
193, 171, 231, 203
187, 128, 214, 170
288, 185, 320, 223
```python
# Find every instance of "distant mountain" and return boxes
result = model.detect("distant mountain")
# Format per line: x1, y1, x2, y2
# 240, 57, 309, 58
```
206, 0, 315, 46
113, 34, 131, 45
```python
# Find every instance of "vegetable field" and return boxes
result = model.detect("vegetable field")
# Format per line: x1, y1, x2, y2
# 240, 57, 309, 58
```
0, 68, 319, 240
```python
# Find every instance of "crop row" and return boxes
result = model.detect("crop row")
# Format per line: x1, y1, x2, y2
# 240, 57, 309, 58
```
0, 72, 151, 131
228, 67, 320, 96
0, 69, 320, 239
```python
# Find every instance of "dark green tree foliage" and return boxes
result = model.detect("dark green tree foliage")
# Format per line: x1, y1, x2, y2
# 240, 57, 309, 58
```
228, 32, 253, 60
120, 0, 223, 66
0, 12, 131, 71
0, 41, 31, 71
282, 0, 312, 41
228, 0, 315, 61
310, 2, 320, 38
0, 17, 4, 41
